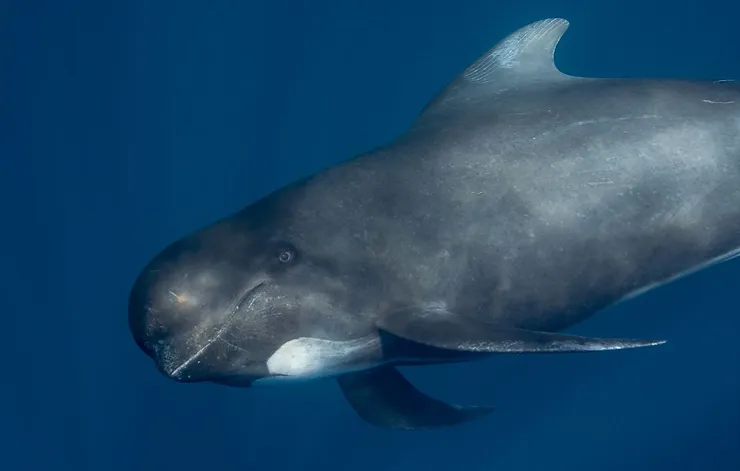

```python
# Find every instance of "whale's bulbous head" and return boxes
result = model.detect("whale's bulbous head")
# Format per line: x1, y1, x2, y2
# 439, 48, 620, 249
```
128, 190, 381, 387
128, 217, 272, 386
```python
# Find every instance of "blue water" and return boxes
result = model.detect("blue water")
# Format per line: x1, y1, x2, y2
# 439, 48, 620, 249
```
4, 0, 739, 469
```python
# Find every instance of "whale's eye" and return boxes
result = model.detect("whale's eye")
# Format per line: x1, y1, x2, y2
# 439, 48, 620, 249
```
277, 248, 295, 264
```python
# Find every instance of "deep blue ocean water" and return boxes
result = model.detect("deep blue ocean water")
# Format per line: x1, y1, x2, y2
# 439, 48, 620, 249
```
4, 0, 740, 469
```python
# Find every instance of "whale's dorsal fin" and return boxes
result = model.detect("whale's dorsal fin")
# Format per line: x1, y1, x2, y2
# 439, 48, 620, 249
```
415, 18, 572, 124
460, 18, 569, 85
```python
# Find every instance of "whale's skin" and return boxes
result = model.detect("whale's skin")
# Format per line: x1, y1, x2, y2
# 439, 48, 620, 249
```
128, 18, 740, 429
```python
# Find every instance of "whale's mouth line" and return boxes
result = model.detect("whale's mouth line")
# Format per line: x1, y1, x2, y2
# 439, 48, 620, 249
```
169, 279, 267, 379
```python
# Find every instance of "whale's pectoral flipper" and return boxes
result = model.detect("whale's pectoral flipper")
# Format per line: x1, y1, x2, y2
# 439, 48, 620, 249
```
378, 308, 666, 353
337, 366, 493, 430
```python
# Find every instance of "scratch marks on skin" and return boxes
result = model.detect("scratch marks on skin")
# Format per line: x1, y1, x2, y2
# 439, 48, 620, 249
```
508, 116, 728, 238
704, 80, 737, 104
586, 179, 614, 186
170, 288, 263, 378
464, 18, 564, 82
534, 114, 660, 140
216, 337, 249, 353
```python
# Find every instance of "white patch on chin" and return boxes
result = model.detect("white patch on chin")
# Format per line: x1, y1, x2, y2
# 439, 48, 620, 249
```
264, 336, 378, 380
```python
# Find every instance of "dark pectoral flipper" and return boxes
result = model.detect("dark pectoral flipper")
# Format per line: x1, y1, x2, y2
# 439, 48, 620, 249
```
377, 307, 666, 353
337, 366, 493, 430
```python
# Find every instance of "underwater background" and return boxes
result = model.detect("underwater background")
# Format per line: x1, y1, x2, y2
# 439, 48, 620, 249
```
4, 0, 740, 469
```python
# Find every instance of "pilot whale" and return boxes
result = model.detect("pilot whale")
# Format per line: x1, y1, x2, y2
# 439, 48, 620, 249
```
128, 18, 740, 430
